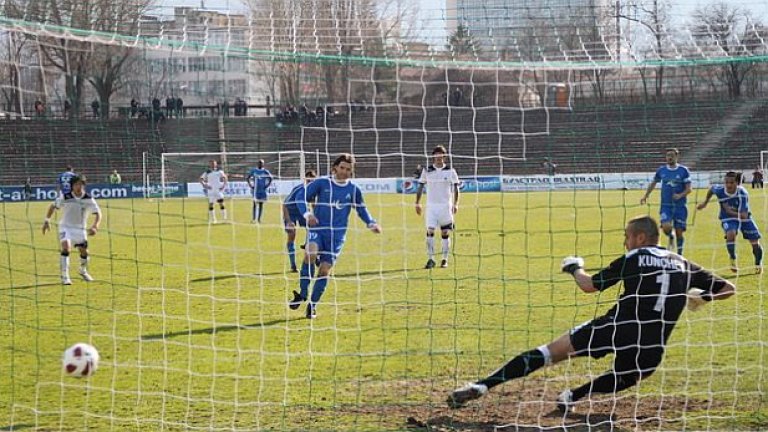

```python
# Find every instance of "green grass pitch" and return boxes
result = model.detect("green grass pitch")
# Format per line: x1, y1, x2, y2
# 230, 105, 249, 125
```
0, 190, 766, 430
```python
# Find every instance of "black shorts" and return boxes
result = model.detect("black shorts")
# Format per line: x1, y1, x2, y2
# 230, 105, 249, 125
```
569, 315, 668, 374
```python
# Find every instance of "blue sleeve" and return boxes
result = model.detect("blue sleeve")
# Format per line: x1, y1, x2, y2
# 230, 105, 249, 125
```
354, 186, 375, 226
296, 180, 321, 215
682, 167, 691, 184
266, 170, 273, 187
653, 168, 662, 183
739, 190, 749, 212
246, 169, 254, 181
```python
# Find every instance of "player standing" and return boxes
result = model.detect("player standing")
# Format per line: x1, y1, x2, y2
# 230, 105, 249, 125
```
447, 216, 734, 414
247, 159, 274, 223
415, 145, 460, 269
288, 154, 382, 319
42, 175, 102, 285
697, 171, 763, 273
200, 160, 228, 223
56, 165, 77, 195
640, 148, 691, 255
283, 170, 317, 272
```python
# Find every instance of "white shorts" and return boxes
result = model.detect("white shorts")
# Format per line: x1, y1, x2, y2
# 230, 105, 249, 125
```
207, 189, 224, 203
426, 205, 454, 230
59, 228, 87, 247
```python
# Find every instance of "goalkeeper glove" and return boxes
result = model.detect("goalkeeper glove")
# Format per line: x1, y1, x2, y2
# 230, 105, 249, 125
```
686, 288, 712, 312
561, 256, 585, 275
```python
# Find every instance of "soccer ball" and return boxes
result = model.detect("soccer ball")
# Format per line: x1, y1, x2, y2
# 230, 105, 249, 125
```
62, 343, 100, 378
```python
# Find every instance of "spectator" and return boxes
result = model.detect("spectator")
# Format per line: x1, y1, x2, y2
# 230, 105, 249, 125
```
63, 99, 72, 119
222, 100, 230, 117
543, 158, 557, 176
23, 177, 32, 201
34, 100, 45, 117
109, 169, 122, 184
130, 99, 139, 118
175, 97, 184, 118
451, 87, 463, 106
241, 99, 247, 116
165, 96, 175, 118
288, 105, 298, 122
91, 100, 100, 118
315, 105, 325, 122
151, 97, 161, 112
752, 167, 764, 189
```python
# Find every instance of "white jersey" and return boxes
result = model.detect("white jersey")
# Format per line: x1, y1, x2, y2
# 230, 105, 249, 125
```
201, 169, 227, 190
55, 191, 101, 230
418, 164, 460, 207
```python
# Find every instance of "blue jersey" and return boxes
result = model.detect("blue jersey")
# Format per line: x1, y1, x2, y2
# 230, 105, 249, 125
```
57, 170, 76, 194
653, 165, 691, 205
284, 183, 306, 215
296, 177, 375, 236
711, 185, 751, 221
247, 168, 273, 196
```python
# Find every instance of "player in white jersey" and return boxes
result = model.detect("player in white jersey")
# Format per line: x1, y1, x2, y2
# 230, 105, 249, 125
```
200, 160, 228, 223
42, 175, 102, 285
415, 145, 460, 269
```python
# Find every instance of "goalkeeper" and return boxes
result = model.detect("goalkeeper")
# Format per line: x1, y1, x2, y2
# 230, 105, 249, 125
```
447, 215, 734, 414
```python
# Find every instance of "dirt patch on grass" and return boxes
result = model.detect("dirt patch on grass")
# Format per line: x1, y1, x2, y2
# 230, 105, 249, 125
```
336, 379, 733, 431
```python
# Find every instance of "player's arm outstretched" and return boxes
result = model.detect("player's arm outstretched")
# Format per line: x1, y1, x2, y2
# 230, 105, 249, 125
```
353, 186, 381, 233
696, 187, 715, 210
685, 262, 735, 311
561, 256, 600, 293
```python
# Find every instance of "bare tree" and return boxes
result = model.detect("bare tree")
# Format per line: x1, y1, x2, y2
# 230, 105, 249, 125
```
619, 0, 671, 101
245, 0, 412, 107
691, 3, 763, 99
25, 0, 153, 117
447, 24, 481, 58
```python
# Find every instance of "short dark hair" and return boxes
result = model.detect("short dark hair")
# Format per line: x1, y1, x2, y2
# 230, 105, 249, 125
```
305, 169, 317, 178
66, 165, 73, 171
432, 145, 447, 155
666, 148, 679, 155
70, 175, 86, 186
332, 153, 355, 167
725, 171, 743, 184
626, 215, 659, 243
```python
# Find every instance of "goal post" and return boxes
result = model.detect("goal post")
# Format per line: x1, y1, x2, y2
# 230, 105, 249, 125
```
159, 150, 306, 200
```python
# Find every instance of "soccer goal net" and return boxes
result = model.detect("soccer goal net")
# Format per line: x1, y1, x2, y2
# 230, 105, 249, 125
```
0, 1, 767, 431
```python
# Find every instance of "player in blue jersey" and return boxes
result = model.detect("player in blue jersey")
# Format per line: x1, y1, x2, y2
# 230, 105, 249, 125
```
247, 159, 274, 223
283, 169, 317, 272
697, 171, 763, 274
56, 165, 77, 195
288, 154, 382, 319
640, 148, 692, 254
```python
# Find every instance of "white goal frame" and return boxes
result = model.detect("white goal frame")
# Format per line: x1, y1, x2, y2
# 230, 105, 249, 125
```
159, 150, 306, 199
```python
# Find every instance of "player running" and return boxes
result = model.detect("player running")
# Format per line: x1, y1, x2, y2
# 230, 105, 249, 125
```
288, 154, 381, 319
697, 171, 763, 273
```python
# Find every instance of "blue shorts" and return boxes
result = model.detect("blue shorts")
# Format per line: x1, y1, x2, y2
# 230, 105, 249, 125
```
284, 209, 307, 231
253, 190, 268, 201
307, 228, 346, 265
721, 219, 762, 241
659, 204, 688, 230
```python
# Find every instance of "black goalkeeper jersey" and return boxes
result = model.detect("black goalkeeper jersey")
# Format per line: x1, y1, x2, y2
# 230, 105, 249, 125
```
591, 246, 727, 325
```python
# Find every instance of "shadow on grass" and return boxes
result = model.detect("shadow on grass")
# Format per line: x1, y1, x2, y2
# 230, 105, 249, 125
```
141, 317, 303, 340
0, 282, 62, 291
189, 272, 287, 282
334, 268, 411, 278
0, 424, 35, 431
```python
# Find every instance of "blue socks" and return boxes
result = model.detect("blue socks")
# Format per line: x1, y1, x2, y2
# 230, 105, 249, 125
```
727, 243, 736, 260
299, 261, 315, 299
287, 243, 296, 269
753, 243, 763, 265
310, 277, 329, 304
676, 237, 684, 255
